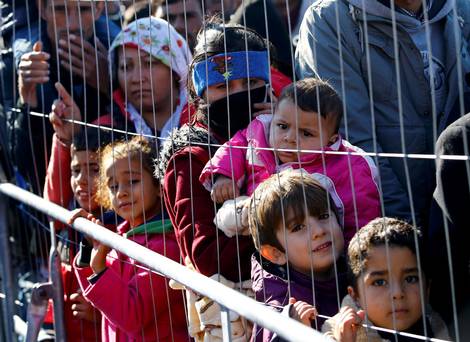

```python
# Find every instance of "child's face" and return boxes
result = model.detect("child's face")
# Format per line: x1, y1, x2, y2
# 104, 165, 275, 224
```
274, 209, 344, 279
353, 246, 423, 331
269, 99, 338, 163
70, 149, 99, 212
105, 157, 161, 227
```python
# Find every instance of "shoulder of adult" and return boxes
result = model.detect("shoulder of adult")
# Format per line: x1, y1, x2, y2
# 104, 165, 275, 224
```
155, 124, 217, 183
436, 113, 470, 154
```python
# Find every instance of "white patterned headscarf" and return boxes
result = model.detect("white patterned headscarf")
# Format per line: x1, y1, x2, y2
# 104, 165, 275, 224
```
109, 17, 192, 139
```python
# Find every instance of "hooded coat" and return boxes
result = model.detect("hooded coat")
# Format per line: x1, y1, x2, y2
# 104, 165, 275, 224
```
250, 254, 348, 341
295, 0, 470, 226
74, 217, 189, 342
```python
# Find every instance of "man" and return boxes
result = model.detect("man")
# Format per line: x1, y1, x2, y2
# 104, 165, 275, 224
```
156, 0, 203, 51
296, 0, 470, 227
10, 0, 119, 193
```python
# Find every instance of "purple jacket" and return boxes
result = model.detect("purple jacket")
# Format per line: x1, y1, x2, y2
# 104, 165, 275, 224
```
250, 253, 348, 341
200, 115, 381, 245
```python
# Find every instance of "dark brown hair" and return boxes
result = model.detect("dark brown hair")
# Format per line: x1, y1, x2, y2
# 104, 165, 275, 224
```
278, 78, 343, 133
348, 217, 423, 289
248, 170, 340, 251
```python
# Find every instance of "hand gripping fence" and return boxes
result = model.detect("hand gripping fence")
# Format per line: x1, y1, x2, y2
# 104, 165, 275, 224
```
0, 182, 329, 342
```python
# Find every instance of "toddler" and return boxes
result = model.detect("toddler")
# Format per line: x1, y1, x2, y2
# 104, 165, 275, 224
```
247, 170, 349, 341
200, 78, 380, 245
322, 217, 449, 341
69, 137, 188, 341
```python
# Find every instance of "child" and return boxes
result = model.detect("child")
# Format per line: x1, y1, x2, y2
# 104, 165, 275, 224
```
200, 78, 381, 245
247, 170, 348, 341
322, 217, 449, 341
69, 137, 188, 341
43, 127, 114, 342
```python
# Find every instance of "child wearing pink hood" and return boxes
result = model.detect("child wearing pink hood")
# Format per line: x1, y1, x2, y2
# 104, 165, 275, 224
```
200, 78, 381, 245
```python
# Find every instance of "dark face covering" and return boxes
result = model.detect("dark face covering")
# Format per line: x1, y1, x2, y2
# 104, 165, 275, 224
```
207, 85, 269, 141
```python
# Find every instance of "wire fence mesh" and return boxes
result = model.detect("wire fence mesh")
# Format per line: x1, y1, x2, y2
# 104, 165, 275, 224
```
0, 0, 469, 341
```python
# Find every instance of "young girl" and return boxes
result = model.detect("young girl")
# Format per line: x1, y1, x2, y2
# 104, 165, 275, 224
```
200, 78, 381, 245
69, 137, 188, 341
247, 170, 349, 340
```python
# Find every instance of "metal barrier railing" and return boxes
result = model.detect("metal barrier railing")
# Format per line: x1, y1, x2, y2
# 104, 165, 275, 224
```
0, 182, 328, 341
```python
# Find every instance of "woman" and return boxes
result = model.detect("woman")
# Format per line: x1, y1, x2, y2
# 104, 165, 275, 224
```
155, 19, 290, 340
45, 17, 191, 208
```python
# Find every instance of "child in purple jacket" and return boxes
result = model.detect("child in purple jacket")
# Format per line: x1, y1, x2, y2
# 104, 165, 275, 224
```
200, 78, 380, 246
247, 170, 348, 340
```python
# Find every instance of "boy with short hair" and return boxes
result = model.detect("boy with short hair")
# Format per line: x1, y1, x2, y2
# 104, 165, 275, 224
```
322, 217, 449, 341
248, 170, 348, 341
43, 127, 114, 341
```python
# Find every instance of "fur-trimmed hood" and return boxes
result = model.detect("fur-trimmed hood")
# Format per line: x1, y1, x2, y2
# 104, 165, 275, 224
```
154, 123, 220, 183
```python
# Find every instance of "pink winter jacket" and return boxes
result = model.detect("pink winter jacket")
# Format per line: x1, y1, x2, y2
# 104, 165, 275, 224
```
199, 115, 381, 244
74, 220, 188, 342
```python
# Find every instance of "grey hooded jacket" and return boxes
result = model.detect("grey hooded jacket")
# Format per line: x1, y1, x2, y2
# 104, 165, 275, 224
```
295, 0, 470, 225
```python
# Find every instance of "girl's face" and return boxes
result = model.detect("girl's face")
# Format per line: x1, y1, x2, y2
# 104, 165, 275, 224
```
105, 157, 161, 227
118, 46, 178, 113
274, 209, 344, 279
70, 149, 99, 213
269, 99, 338, 163
202, 78, 265, 104
352, 246, 423, 331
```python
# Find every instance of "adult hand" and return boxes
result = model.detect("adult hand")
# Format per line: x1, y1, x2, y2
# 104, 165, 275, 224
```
70, 290, 100, 322
333, 306, 365, 342
18, 41, 50, 107
58, 35, 110, 95
49, 82, 82, 146
252, 87, 277, 117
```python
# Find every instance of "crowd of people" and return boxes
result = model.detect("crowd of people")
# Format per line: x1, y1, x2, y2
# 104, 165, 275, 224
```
1, 0, 470, 341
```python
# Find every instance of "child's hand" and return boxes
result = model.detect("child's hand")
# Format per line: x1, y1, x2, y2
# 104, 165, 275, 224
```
70, 289, 100, 323
288, 297, 317, 326
90, 241, 111, 275
211, 176, 239, 203
333, 306, 365, 342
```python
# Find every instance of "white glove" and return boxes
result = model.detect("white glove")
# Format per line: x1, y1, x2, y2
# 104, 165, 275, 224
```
213, 196, 250, 238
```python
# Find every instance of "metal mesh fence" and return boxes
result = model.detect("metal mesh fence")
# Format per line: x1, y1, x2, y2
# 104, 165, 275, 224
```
0, 0, 469, 341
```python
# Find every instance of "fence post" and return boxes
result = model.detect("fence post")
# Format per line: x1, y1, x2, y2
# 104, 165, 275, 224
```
0, 194, 15, 342
220, 305, 232, 341
48, 221, 66, 342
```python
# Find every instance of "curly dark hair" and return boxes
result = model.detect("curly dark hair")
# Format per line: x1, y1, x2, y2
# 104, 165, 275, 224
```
348, 217, 424, 289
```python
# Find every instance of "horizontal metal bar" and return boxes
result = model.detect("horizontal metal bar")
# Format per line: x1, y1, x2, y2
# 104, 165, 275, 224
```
0, 182, 328, 342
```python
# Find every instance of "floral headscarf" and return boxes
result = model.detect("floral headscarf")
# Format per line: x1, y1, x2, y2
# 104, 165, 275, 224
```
109, 17, 192, 139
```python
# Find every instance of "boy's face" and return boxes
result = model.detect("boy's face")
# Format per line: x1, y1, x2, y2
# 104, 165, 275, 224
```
70, 149, 99, 212
353, 246, 424, 331
271, 209, 344, 279
269, 99, 338, 164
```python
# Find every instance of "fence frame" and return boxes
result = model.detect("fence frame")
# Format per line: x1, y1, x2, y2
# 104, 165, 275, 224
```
0, 182, 329, 341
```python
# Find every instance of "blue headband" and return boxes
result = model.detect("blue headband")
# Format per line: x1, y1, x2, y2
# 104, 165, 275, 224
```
192, 51, 270, 97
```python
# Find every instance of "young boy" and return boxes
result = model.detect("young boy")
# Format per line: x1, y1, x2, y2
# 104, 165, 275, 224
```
322, 217, 450, 341
247, 170, 348, 341
43, 127, 114, 341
